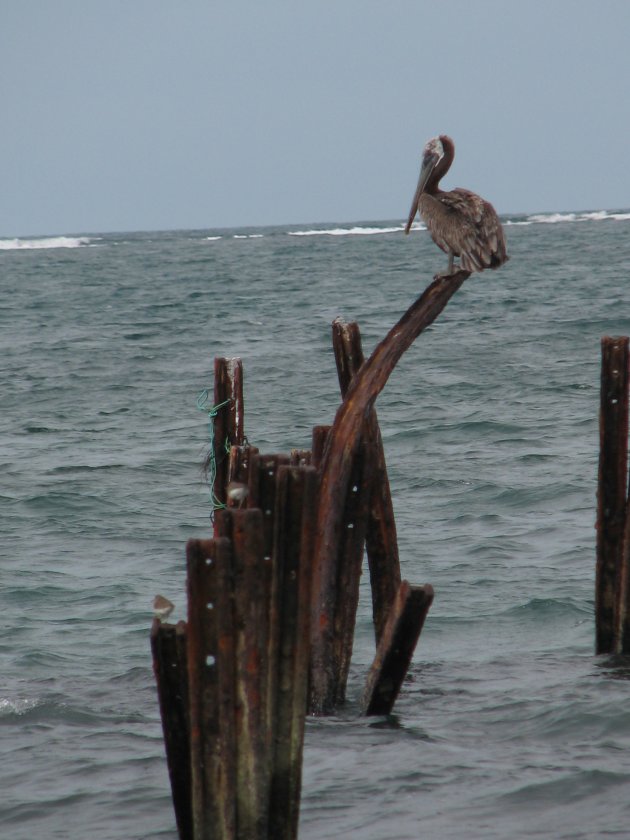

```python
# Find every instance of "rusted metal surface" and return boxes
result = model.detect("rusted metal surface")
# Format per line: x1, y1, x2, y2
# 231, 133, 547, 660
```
226, 444, 258, 507
310, 271, 469, 714
311, 425, 331, 468
230, 509, 271, 839
362, 582, 434, 716
248, 453, 290, 561
331, 319, 371, 703
618, 515, 630, 654
213, 357, 246, 510
150, 619, 192, 840
332, 318, 402, 646
331, 440, 372, 706
268, 465, 318, 840
595, 337, 629, 654
186, 537, 236, 840
289, 448, 312, 466
212, 460, 316, 837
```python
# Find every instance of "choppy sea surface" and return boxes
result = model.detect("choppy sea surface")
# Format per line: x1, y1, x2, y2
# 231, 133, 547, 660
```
3, 209, 630, 839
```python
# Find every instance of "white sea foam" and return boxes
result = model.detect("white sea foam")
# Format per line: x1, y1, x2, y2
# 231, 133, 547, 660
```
232, 234, 264, 239
585, 210, 630, 221
288, 223, 423, 237
0, 697, 39, 716
524, 210, 630, 225
0, 235, 93, 250
527, 213, 578, 224
206, 236, 222, 241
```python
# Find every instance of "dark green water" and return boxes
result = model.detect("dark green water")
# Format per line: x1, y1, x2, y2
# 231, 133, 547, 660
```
2, 211, 630, 838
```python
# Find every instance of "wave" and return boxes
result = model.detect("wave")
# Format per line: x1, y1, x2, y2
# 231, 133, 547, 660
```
288, 223, 425, 237
233, 234, 264, 239
0, 235, 94, 251
507, 209, 630, 227
0, 696, 41, 716
288, 210, 629, 237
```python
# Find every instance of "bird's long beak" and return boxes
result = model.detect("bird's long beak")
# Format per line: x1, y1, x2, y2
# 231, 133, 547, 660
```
404, 151, 439, 234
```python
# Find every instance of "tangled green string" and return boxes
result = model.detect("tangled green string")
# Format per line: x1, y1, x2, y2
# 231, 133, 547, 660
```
197, 390, 231, 517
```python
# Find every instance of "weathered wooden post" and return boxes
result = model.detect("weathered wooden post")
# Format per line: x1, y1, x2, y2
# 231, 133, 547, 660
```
310, 270, 470, 714
595, 337, 629, 654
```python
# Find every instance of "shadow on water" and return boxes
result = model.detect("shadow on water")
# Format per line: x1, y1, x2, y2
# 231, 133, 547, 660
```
592, 653, 630, 680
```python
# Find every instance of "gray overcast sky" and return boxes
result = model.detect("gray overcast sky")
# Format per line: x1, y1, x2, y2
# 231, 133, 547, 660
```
2, 1, 629, 236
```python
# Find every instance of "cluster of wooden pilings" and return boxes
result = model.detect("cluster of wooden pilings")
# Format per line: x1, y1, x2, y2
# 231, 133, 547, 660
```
596, 336, 630, 654
151, 271, 470, 839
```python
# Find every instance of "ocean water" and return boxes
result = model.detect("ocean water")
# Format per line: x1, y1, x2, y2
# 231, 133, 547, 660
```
2, 210, 630, 839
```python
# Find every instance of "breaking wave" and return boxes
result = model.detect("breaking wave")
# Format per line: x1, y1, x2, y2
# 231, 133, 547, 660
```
0, 236, 94, 251
507, 210, 630, 227
288, 223, 424, 237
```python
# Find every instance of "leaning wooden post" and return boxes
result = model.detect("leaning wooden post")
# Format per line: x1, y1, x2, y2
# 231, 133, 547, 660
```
309, 270, 470, 714
362, 582, 434, 716
331, 321, 376, 700
150, 620, 192, 840
332, 318, 402, 645
595, 337, 629, 654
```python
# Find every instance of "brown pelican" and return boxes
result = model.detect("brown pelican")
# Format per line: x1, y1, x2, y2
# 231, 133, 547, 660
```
405, 135, 508, 275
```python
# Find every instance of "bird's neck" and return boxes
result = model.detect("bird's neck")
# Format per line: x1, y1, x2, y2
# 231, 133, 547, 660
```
426, 141, 454, 194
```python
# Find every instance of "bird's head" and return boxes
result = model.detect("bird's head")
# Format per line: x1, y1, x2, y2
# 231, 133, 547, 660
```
423, 136, 445, 167
405, 135, 451, 234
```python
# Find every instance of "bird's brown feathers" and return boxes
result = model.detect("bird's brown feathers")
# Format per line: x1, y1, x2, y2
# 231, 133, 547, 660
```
418, 188, 508, 273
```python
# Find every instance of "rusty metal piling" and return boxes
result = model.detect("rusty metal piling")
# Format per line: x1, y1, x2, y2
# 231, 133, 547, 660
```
309, 271, 469, 714
154, 270, 472, 833
596, 337, 630, 654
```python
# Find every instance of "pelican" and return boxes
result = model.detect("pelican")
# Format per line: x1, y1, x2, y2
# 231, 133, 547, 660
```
405, 135, 508, 275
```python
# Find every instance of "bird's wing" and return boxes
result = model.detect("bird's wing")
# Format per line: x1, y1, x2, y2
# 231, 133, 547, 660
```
445, 189, 508, 271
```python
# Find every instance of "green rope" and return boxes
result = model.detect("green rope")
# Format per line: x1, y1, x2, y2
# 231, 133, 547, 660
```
197, 390, 231, 517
